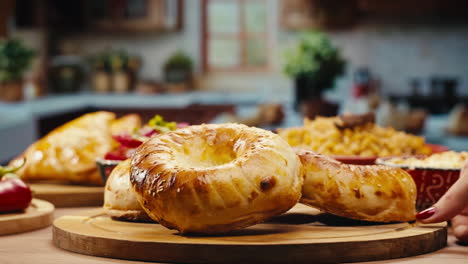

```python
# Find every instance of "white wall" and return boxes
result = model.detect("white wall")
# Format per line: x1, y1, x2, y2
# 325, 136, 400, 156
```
63, 0, 201, 81
323, 23, 468, 97
58, 1, 468, 100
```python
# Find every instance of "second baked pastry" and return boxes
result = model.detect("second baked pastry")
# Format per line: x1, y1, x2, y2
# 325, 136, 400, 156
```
297, 149, 416, 222
103, 159, 152, 222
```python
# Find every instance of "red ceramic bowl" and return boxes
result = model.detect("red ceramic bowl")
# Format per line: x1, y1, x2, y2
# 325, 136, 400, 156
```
96, 158, 122, 182
333, 143, 449, 165
332, 155, 377, 165
376, 157, 460, 211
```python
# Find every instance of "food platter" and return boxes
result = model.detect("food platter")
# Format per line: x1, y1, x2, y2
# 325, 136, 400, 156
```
30, 183, 104, 207
333, 143, 449, 165
53, 204, 447, 264
7, 112, 453, 263
376, 151, 465, 210
0, 199, 54, 235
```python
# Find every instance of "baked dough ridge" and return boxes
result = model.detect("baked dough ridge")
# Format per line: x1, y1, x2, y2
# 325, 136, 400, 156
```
297, 149, 416, 222
130, 123, 303, 234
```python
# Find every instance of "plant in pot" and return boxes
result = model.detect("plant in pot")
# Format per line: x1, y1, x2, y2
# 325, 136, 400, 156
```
0, 39, 35, 102
89, 50, 141, 93
284, 31, 345, 117
163, 51, 193, 93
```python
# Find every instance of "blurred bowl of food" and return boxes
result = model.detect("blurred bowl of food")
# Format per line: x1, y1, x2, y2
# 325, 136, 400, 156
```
96, 158, 122, 182
97, 115, 189, 182
278, 113, 437, 165
376, 151, 467, 211
333, 143, 449, 165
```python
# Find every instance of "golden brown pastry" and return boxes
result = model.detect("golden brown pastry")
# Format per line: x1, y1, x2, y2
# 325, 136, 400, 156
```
10, 111, 116, 185
297, 149, 416, 222
110, 114, 142, 135
131, 123, 303, 234
103, 159, 152, 222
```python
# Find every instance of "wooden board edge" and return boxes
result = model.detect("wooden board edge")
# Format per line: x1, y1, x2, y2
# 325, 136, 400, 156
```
0, 199, 54, 236
34, 193, 103, 208
52, 221, 447, 264
30, 183, 104, 207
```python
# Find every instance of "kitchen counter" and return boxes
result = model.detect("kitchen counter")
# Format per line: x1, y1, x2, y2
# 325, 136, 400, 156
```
0, 206, 467, 264
0, 92, 294, 162
1, 92, 468, 163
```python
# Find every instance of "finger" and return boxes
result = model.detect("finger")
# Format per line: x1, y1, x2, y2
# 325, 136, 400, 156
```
417, 162, 468, 223
452, 214, 468, 244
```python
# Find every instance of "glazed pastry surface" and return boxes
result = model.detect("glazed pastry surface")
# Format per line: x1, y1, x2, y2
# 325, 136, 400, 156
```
131, 123, 303, 234
10, 112, 115, 185
104, 159, 152, 222
297, 149, 416, 222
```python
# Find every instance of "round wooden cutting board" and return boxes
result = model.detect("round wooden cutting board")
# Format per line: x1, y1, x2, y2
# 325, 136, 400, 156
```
0, 199, 54, 236
53, 204, 447, 264
30, 183, 104, 207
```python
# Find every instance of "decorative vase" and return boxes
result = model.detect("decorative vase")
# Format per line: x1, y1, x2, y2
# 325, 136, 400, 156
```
295, 75, 338, 118
164, 66, 193, 91
294, 75, 323, 110
93, 71, 111, 93
112, 71, 130, 93
0, 81, 23, 102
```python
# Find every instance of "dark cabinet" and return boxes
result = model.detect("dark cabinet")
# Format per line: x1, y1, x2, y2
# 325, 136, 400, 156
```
281, 0, 468, 30
0, 0, 15, 36
85, 0, 184, 33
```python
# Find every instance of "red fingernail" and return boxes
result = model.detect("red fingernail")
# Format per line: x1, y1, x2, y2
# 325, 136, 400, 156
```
416, 207, 436, 220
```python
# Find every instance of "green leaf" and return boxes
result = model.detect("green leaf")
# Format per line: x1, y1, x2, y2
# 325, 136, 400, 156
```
282, 31, 346, 91
0, 39, 36, 82
164, 51, 193, 70
148, 115, 177, 132
0, 158, 26, 177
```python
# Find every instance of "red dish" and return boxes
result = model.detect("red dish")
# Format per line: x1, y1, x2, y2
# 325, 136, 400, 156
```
333, 143, 449, 165
96, 158, 121, 182
376, 155, 459, 211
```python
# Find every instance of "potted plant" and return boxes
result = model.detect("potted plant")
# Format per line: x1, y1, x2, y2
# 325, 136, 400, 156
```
284, 31, 345, 115
0, 39, 35, 102
89, 50, 141, 93
163, 51, 193, 92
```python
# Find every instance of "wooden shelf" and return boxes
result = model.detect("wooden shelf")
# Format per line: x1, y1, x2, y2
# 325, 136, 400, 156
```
280, 0, 358, 30
280, 0, 468, 30
0, 0, 14, 37
86, 0, 183, 33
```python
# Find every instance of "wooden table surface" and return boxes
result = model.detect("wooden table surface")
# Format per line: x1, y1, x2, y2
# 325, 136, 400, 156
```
1, 207, 467, 264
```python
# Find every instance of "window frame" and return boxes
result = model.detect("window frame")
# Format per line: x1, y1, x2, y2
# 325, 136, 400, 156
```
201, 0, 271, 73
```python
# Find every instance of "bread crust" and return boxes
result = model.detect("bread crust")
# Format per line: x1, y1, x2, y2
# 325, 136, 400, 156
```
10, 111, 116, 185
297, 149, 416, 222
130, 123, 303, 234
103, 159, 152, 222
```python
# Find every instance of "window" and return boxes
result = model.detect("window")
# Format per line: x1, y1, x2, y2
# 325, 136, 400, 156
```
202, 0, 270, 72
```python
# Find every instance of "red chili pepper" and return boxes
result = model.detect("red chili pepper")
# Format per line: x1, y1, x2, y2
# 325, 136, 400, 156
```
143, 128, 158, 137
0, 178, 32, 213
104, 151, 127, 161
112, 133, 143, 148
105, 144, 134, 161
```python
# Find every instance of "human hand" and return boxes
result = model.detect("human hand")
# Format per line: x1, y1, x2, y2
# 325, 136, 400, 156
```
416, 160, 468, 243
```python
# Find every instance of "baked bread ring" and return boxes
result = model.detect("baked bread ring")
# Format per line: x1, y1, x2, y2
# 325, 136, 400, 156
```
130, 123, 303, 234
297, 150, 416, 222
103, 159, 153, 222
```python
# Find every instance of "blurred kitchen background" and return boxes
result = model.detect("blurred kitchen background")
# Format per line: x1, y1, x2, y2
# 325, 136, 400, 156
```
1, 0, 468, 162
